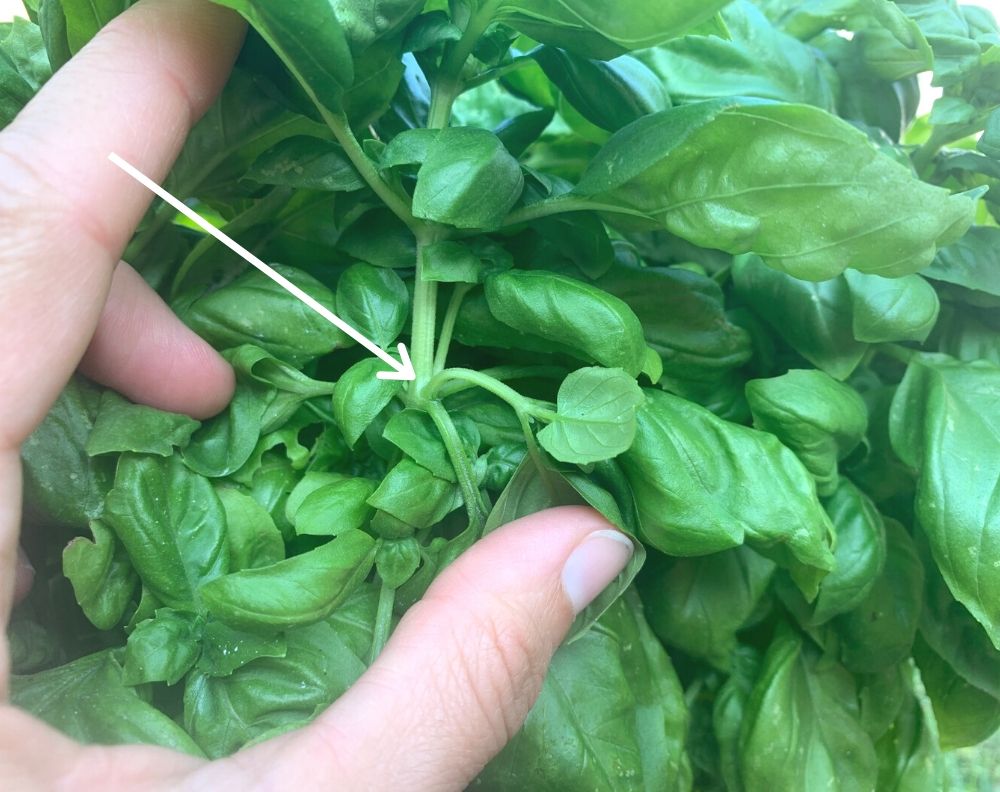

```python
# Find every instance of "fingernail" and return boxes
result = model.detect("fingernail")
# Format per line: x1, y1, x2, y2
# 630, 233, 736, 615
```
561, 530, 634, 614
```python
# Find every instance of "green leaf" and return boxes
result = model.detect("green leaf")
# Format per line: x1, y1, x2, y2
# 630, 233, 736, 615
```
889, 354, 1000, 649
366, 459, 463, 530
209, 0, 354, 114
745, 369, 869, 496
178, 264, 349, 367
375, 537, 422, 588
335, 262, 409, 348
980, 107, 1000, 159
200, 531, 376, 633
331, 357, 403, 447
621, 389, 834, 598
638, 1, 839, 111
478, 590, 692, 790
833, 519, 923, 674
12, 649, 203, 755
382, 407, 479, 481
196, 621, 286, 678
246, 136, 364, 192
844, 270, 940, 343
123, 609, 202, 686
533, 48, 669, 132
21, 376, 114, 526
923, 226, 1000, 299
62, 520, 138, 631
419, 239, 512, 284
216, 487, 285, 571
103, 454, 229, 611
294, 478, 377, 536
739, 625, 878, 791
485, 269, 648, 377
184, 586, 376, 758
495, 0, 732, 59
182, 380, 269, 478
811, 479, 887, 624
733, 254, 868, 380
338, 207, 417, 268
537, 367, 644, 464
85, 390, 200, 457
411, 127, 524, 229
58, 0, 127, 53
575, 101, 976, 280
638, 546, 775, 671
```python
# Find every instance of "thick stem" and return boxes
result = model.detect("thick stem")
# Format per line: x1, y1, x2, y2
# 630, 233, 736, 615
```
412, 235, 439, 391
426, 400, 489, 529
368, 581, 396, 664
433, 283, 472, 373
322, 109, 419, 231
427, 0, 502, 129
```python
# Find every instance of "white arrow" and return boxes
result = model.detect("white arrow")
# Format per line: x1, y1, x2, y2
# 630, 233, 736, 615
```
108, 152, 416, 382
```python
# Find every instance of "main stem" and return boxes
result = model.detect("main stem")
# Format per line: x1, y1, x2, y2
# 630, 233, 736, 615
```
412, 234, 439, 391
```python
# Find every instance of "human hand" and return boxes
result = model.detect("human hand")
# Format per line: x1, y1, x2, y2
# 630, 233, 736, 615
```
0, 2, 634, 789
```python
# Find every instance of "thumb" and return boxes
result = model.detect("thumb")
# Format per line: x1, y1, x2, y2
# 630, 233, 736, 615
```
240, 506, 634, 791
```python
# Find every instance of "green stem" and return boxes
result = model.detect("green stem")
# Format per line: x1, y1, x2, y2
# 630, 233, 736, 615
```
412, 235, 440, 391
321, 109, 420, 231
434, 365, 566, 398
427, 0, 502, 128
433, 283, 472, 373
463, 53, 538, 91
368, 580, 396, 664
426, 400, 489, 530
878, 343, 918, 364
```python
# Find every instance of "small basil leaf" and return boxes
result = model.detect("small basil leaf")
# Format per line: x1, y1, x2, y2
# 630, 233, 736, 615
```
200, 531, 376, 633
123, 609, 203, 687
246, 136, 364, 192
215, 487, 285, 571
182, 380, 270, 478
294, 478, 377, 536
335, 262, 409, 349
197, 622, 287, 678
419, 239, 512, 284
844, 270, 940, 343
85, 390, 200, 457
375, 537, 422, 588
537, 366, 644, 464
366, 459, 463, 529
331, 358, 403, 447
62, 520, 138, 631
383, 407, 480, 481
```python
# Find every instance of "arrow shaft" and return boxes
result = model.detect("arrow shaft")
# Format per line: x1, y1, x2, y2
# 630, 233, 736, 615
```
108, 153, 399, 369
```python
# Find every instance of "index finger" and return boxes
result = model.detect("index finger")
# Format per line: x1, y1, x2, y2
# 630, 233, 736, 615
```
0, 0, 245, 446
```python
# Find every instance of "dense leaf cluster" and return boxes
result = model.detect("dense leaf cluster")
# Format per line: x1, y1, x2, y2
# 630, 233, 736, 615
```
4, 0, 1000, 788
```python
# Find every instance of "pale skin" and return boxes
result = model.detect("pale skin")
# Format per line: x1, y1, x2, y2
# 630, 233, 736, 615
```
0, 1, 634, 790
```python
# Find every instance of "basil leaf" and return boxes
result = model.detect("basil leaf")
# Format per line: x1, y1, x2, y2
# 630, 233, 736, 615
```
485, 270, 648, 376
62, 520, 138, 631
383, 407, 480, 481
739, 625, 878, 790
216, 487, 285, 571
537, 366, 644, 464
889, 354, 1000, 649
812, 479, 887, 624
366, 459, 463, 529
12, 649, 203, 755
335, 262, 409, 349
419, 239, 513, 284
923, 226, 1000, 299
733, 254, 868, 380
746, 369, 869, 496
375, 537, 422, 588
200, 531, 376, 633
123, 609, 202, 686
478, 590, 692, 790
85, 390, 200, 457
844, 270, 940, 344
575, 101, 975, 280
246, 136, 365, 192
331, 357, 403, 447
197, 622, 287, 678
294, 478, 377, 536
104, 454, 229, 611
182, 380, 270, 478
411, 127, 524, 229
622, 389, 834, 597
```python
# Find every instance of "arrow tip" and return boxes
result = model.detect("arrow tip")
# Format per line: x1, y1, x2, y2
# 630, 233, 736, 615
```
376, 343, 416, 382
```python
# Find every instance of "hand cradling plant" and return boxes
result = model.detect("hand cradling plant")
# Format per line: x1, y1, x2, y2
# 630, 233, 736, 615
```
2, 0, 1000, 790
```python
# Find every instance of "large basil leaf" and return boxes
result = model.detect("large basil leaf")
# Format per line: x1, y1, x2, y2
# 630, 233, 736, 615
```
639, 1, 839, 111
477, 590, 692, 791
621, 389, 834, 597
745, 369, 868, 496
638, 546, 775, 671
200, 531, 376, 633
184, 586, 377, 758
246, 136, 364, 192
811, 479, 886, 624
733, 254, 868, 380
12, 649, 203, 755
739, 625, 878, 791
493, 0, 731, 59
485, 269, 648, 376
574, 101, 975, 280
889, 354, 1000, 649
209, 0, 353, 114
62, 520, 138, 631
103, 454, 229, 611
537, 366, 644, 465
